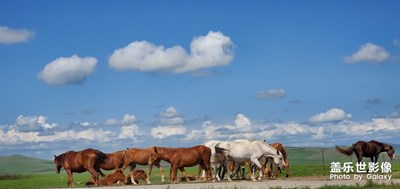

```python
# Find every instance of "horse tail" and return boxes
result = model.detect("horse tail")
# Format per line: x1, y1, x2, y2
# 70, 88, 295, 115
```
95, 150, 109, 177
335, 144, 355, 156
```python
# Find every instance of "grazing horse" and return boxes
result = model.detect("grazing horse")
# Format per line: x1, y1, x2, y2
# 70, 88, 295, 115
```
122, 147, 165, 184
264, 142, 290, 178
222, 139, 285, 181
148, 145, 212, 183
85, 170, 127, 186
100, 149, 127, 171
126, 170, 148, 185
54, 148, 108, 187
336, 140, 395, 163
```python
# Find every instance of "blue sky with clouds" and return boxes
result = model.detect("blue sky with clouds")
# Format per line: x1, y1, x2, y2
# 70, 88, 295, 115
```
1, 1, 400, 159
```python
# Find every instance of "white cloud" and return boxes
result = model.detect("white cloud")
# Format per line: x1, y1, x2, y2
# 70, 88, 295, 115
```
151, 126, 187, 139
108, 31, 234, 73
150, 106, 188, 139
0, 128, 112, 145
37, 55, 97, 85
80, 122, 90, 127
103, 118, 119, 126
122, 114, 136, 125
0, 26, 34, 44
174, 31, 234, 73
308, 108, 352, 123
11, 115, 57, 131
257, 89, 286, 100
118, 124, 143, 140
160, 106, 180, 118
344, 42, 389, 63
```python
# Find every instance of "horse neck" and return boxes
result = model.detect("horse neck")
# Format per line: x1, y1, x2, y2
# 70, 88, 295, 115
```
56, 153, 67, 164
157, 148, 174, 163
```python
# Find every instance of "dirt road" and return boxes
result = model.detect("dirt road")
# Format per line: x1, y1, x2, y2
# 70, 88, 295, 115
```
72, 178, 400, 189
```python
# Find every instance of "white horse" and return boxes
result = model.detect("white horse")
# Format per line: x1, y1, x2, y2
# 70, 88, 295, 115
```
203, 140, 229, 181
224, 139, 285, 181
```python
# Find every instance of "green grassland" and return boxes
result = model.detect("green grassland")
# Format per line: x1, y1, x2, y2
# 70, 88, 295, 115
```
1, 147, 399, 188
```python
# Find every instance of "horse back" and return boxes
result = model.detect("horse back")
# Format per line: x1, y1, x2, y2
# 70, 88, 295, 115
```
355, 141, 381, 157
125, 148, 154, 165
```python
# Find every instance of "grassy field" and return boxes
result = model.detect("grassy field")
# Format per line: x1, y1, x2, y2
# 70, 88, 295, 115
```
1, 147, 399, 189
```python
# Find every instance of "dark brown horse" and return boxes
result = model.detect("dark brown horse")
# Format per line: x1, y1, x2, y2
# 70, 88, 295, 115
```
148, 145, 212, 183
101, 149, 127, 171
54, 148, 108, 187
85, 170, 127, 186
336, 140, 395, 163
122, 147, 165, 184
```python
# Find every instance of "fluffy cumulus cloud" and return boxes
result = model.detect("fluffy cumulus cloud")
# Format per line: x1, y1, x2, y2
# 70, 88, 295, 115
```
118, 114, 144, 140
257, 89, 286, 100
308, 108, 352, 123
151, 106, 188, 139
11, 115, 57, 131
2, 111, 400, 158
37, 55, 97, 85
0, 26, 34, 44
108, 31, 234, 73
344, 42, 389, 63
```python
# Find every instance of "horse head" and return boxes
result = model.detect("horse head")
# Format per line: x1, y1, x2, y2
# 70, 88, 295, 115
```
385, 145, 395, 160
148, 147, 162, 165
53, 154, 63, 174
272, 150, 286, 170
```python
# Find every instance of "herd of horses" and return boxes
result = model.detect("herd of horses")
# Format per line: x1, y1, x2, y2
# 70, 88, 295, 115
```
53, 139, 395, 187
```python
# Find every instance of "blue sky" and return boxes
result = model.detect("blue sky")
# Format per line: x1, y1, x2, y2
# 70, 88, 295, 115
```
1, 1, 400, 159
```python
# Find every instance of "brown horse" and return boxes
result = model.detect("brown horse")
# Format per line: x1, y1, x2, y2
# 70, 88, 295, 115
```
336, 140, 395, 163
54, 148, 108, 187
100, 149, 127, 171
122, 147, 165, 184
126, 170, 148, 185
85, 170, 127, 186
269, 143, 290, 178
148, 145, 212, 183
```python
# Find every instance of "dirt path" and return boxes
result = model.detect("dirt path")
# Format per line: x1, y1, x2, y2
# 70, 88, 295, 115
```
72, 178, 400, 189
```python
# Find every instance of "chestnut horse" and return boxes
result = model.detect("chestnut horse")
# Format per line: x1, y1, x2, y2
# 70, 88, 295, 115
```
54, 148, 108, 187
266, 143, 290, 178
126, 170, 148, 185
122, 147, 165, 184
336, 140, 395, 163
100, 149, 127, 171
148, 145, 212, 183
85, 170, 127, 186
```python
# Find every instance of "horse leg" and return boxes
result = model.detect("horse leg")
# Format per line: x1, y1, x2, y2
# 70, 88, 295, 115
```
375, 155, 379, 163
171, 165, 178, 183
87, 167, 100, 186
285, 159, 290, 178
155, 164, 165, 183
129, 164, 138, 185
179, 167, 190, 182
251, 158, 263, 181
230, 161, 240, 181
146, 164, 153, 184
66, 169, 73, 187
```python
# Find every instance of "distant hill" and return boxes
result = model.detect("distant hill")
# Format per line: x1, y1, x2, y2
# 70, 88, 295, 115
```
0, 155, 54, 174
0, 146, 398, 174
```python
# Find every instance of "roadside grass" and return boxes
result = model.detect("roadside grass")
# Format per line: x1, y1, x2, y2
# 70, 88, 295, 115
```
1, 163, 399, 188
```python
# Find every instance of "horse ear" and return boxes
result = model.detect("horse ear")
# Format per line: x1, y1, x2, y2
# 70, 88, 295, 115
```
277, 150, 280, 155
152, 147, 157, 153
54, 155, 56, 158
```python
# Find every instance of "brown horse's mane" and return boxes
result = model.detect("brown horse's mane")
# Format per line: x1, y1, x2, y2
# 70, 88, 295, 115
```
55, 151, 69, 163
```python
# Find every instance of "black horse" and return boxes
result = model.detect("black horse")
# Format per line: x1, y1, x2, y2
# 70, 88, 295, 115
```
336, 140, 395, 163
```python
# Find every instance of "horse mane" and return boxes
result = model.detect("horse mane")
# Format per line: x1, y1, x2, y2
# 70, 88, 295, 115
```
55, 151, 69, 163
